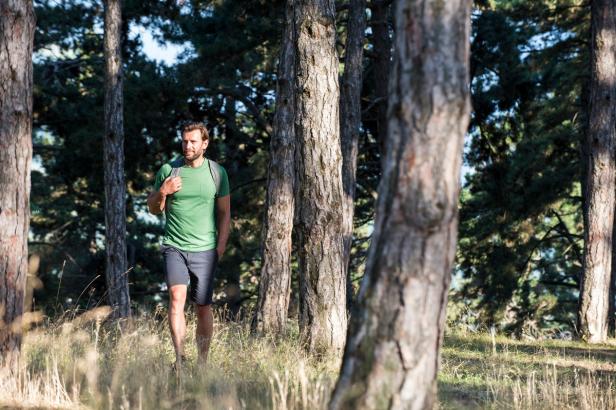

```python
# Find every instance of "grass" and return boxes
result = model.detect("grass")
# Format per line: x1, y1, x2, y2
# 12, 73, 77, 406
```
2, 308, 616, 409
440, 331, 616, 409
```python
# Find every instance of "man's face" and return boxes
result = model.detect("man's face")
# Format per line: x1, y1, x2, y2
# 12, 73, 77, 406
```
182, 129, 208, 161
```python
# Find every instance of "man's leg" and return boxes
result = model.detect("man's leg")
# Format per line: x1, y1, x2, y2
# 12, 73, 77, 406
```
169, 284, 187, 364
196, 304, 214, 363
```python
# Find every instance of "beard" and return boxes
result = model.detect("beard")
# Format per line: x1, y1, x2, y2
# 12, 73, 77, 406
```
184, 150, 204, 162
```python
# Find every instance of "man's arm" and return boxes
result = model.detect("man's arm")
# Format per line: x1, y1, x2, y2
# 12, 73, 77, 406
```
147, 176, 182, 215
215, 194, 231, 259
147, 190, 167, 215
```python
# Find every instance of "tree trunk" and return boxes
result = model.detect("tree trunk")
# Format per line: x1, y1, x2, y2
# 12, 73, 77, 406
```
0, 0, 35, 370
329, 0, 471, 408
103, 0, 130, 319
252, 0, 296, 335
340, 0, 366, 307
578, 0, 616, 344
294, 0, 347, 353
370, 0, 392, 161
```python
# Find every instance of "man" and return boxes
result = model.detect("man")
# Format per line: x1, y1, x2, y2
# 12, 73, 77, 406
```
147, 122, 231, 368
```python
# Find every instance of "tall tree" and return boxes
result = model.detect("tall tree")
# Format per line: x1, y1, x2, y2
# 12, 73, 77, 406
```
294, 0, 347, 352
329, 0, 471, 407
0, 0, 36, 369
103, 0, 130, 318
340, 0, 366, 305
369, 0, 392, 160
252, 0, 296, 335
578, 0, 616, 343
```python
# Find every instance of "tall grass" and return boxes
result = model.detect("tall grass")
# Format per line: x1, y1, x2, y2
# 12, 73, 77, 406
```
2, 309, 616, 409
2, 307, 338, 409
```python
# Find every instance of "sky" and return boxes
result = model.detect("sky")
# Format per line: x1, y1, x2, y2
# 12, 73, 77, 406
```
131, 24, 187, 66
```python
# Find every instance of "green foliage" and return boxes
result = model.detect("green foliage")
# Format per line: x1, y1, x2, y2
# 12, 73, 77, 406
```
31, 0, 594, 334
30, 0, 383, 316
454, 0, 589, 331
31, 0, 282, 313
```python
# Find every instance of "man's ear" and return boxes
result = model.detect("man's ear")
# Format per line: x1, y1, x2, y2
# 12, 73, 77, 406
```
203, 139, 209, 151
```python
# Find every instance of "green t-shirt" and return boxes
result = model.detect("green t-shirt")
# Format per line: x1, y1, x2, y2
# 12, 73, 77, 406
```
154, 158, 230, 252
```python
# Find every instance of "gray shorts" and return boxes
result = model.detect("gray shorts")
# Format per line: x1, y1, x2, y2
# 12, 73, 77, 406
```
161, 245, 218, 306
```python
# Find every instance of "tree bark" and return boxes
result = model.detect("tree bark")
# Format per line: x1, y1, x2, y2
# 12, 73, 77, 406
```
0, 0, 35, 370
329, 0, 471, 408
294, 0, 347, 353
578, 0, 616, 344
103, 0, 130, 319
340, 0, 366, 307
370, 0, 392, 161
252, 0, 296, 335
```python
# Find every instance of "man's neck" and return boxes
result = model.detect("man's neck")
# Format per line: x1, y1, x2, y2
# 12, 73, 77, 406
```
185, 155, 205, 168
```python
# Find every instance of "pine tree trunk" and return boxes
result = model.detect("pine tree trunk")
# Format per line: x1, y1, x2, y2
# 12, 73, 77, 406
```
579, 0, 616, 344
340, 0, 366, 307
370, 0, 391, 160
0, 0, 35, 370
329, 0, 471, 408
104, 0, 130, 319
294, 0, 347, 352
252, 0, 296, 335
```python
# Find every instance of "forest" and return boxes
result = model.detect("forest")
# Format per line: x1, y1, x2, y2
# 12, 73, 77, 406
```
2, 0, 616, 409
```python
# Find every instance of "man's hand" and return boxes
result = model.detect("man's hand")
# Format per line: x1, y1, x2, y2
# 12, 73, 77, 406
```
216, 246, 224, 261
147, 176, 182, 215
160, 176, 182, 196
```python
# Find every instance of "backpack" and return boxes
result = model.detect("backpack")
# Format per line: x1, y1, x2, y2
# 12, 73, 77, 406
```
166, 158, 222, 213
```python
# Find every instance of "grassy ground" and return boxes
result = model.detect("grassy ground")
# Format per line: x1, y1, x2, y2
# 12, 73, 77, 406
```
2, 308, 616, 409
440, 331, 616, 409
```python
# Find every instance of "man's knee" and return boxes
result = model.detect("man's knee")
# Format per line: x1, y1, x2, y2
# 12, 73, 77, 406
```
196, 303, 213, 318
169, 285, 187, 309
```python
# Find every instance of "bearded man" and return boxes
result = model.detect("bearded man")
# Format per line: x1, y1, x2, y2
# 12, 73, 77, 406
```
147, 121, 230, 368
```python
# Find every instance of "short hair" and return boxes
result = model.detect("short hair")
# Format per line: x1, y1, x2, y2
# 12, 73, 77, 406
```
181, 121, 209, 141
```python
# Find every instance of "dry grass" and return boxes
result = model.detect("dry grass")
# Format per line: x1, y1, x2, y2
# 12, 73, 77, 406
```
2, 309, 616, 409
2, 307, 338, 409
440, 331, 616, 409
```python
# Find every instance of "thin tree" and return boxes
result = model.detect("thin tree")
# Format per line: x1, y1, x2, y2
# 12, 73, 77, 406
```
578, 0, 616, 343
294, 0, 347, 352
103, 0, 130, 318
252, 0, 296, 335
369, 0, 392, 161
329, 0, 471, 408
340, 0, 366, 305
0, 0, 36, 369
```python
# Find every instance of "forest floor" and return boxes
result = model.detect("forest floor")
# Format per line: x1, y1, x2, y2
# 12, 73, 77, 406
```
1, 308, 615, 409
440, 331, 616, 409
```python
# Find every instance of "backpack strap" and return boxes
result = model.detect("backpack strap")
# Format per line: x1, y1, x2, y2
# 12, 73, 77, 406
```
207, 158, 222, 198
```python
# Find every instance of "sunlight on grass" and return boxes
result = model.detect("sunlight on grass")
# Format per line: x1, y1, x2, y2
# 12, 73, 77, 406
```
2, 307, 338, 409
2, 310, 616, 409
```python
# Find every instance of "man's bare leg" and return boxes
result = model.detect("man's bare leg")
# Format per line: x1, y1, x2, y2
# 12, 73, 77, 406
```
196, 304, 214, 363
169, 285, 187, 365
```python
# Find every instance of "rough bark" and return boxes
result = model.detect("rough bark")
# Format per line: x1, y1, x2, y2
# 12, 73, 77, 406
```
0, 0, 35, 370
329, 0, 471, 408
370, 0, 392, 160
340, 0, 366, 308
578, 0, 616, 344
103, 0, 130, 319
252, 0, 296, 335
294, 0, 347, 353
